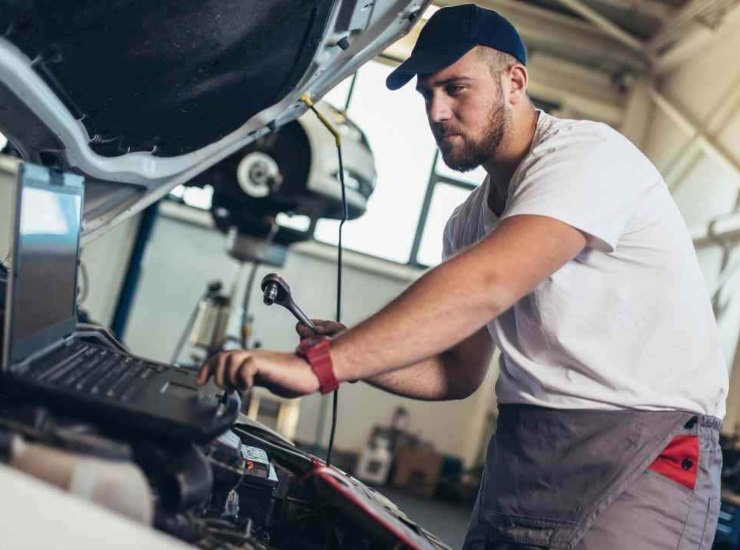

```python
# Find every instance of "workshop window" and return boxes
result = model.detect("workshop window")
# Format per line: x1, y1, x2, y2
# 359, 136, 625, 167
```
415, 180, 474, 267
410, 154, 479, 267
314, 60, 438, 263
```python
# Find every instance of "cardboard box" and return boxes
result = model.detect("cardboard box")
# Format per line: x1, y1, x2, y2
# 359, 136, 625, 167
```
391, 445, 443, 498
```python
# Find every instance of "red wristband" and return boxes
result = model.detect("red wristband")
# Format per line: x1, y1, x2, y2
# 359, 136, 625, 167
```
296, 335, 339, 394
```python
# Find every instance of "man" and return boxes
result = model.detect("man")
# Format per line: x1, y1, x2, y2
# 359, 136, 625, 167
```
198, 4, 728, 548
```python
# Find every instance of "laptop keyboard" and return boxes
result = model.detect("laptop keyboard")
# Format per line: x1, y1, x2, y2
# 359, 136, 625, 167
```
28, 342, 169, 402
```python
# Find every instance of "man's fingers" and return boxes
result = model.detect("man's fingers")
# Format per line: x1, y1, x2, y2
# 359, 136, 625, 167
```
214, 354, 230, 388
296, 319, 347, 338
226, 358, 242, 389
197, 360, 212, 385
237, 360, 257, 392
316, 320, 346, 335
296, 323, 315, 338
197, 354, 220, 385
199, 351, 256, 389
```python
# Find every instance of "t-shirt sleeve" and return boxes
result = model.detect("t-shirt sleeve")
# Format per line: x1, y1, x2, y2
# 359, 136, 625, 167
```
442, 215, 455, 261
500, 123, 660, 253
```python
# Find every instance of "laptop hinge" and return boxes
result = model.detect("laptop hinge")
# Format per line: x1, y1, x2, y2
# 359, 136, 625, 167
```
10, 334, 76, 376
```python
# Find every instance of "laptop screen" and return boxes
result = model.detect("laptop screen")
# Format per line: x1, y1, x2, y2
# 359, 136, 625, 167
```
14, 186, 81, 341
3, 163, 84, 367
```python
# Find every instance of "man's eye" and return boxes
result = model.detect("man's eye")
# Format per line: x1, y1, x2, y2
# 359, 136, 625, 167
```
447, 85, 465, 95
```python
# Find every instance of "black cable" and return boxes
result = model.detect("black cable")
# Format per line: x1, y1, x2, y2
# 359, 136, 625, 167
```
307, 103, 347, 468
328, 143, 347, 468
335, 135, 348, 335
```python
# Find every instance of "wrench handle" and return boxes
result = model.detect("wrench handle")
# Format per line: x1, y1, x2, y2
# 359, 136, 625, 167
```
287, 301, 317, 332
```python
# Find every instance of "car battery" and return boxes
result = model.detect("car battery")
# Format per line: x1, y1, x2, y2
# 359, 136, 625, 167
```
208, 431, 278, 528
235, 444, 279, 528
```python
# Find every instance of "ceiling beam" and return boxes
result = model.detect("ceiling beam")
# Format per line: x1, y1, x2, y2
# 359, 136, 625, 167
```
527, 52, 624, 124
582, 0, 677, 23
554, 0, 647, 55
654, 25, 719, 74
649, 0, 739, 54
654, 2, 740, 74
434, 0, 648, 73
649, 88, 740, 180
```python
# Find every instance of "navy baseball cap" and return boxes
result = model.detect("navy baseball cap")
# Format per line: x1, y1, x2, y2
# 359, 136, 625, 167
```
386, 4, 526, 90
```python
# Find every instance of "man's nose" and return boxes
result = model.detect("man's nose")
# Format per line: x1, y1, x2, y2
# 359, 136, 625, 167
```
427, 94, 452, 123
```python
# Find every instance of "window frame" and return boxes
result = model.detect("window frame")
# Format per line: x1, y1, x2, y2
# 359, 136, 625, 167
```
406, 151, 478, 267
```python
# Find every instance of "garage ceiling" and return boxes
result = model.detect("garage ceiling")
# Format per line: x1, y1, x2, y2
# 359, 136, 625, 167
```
397, 0, 740, 77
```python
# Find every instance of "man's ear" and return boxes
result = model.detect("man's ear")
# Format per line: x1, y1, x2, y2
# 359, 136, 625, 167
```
507, 65, 529, 106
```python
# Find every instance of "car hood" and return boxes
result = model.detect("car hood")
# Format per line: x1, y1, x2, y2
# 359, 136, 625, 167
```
0, 0, 428, 243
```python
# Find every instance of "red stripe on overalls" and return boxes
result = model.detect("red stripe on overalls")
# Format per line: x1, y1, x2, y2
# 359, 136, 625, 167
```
648, 435, 699, 490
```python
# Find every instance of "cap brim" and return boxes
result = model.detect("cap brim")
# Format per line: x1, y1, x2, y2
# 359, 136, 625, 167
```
386, 41, 476, 90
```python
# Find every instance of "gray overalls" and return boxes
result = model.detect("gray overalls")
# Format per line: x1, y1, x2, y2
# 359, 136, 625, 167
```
463, 405, 722, 549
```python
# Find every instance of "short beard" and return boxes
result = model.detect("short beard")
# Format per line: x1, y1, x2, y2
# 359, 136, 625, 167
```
438, 90, 510, 172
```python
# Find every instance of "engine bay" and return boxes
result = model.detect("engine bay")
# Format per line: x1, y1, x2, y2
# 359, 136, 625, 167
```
0, 394, 447, 550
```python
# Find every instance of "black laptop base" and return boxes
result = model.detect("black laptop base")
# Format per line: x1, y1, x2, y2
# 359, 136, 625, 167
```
6, 335, 240, 443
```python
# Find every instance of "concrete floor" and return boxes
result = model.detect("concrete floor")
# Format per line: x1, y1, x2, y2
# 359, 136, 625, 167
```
379, 488, 474, 549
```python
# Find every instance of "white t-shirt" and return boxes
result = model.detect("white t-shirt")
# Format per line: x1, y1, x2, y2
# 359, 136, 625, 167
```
443, 111, 728, 418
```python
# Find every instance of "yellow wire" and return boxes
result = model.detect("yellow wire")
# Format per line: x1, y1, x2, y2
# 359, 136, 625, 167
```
300, 94, 342, 146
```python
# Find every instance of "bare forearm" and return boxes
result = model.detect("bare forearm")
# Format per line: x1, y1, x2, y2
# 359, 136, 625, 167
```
331, 246, 501, 383
360, 326, 493, 400
364, 354, 457, 401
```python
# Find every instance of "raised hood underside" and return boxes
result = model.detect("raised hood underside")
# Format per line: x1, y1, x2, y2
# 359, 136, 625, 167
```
1, 0, 335, 157
0, 0, 428, 243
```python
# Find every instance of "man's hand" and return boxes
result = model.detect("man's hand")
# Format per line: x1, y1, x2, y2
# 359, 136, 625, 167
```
197, 350, 320, 398
295, 319, 346, 340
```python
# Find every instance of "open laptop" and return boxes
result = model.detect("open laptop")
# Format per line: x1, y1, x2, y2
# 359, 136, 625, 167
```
0, 156, 239, 442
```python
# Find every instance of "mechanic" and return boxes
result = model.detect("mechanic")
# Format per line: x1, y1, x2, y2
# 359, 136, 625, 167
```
198, 4, 728, 548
